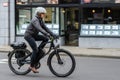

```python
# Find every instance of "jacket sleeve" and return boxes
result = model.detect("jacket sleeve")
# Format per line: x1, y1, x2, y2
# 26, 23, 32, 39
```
31, 19, 49, 35
42, 22, 54, 36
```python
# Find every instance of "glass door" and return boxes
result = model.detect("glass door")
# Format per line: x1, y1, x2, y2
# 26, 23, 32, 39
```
60, 7, 79, 46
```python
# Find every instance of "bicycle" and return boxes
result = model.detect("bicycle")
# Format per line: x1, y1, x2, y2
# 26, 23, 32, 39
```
8, 37, 76, 77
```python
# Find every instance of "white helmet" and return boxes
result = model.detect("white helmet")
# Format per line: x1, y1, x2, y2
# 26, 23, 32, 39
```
35, 7, 47, 15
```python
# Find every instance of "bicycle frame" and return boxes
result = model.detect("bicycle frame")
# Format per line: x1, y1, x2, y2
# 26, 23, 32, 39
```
44, 38, 60, 56
19, 38, 60, 61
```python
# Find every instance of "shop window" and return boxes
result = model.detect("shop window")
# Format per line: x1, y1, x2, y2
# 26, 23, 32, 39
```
16, 0, 59, 5
32, 0, 59, 4
16, 7, 59, 35
16, 8, 31, 35
80, 8, 120, 37
81, 0, 120, 4
32, 7, 59, 35
16, 0, 29, 5
59, 0, 80, 4
45, 7, 59, 35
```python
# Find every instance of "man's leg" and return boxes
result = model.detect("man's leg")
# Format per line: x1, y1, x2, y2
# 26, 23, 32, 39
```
34, 35, 49, 64
24, 37, 38, 67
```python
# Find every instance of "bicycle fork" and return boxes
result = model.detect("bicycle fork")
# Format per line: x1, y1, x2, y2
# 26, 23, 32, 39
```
55, 50, 63, 65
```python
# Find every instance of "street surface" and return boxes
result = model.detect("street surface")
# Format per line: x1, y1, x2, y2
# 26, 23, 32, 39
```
0, 52, 120, 80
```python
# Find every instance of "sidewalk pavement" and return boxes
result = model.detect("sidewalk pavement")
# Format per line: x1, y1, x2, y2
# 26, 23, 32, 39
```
1, 45, 120, 58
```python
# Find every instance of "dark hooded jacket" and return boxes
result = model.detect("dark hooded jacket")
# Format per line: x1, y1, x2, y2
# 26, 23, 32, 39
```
24, 15, 53, 37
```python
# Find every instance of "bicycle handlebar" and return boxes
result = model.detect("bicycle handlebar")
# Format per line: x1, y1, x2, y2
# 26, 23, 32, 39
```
49, 36, 59, 42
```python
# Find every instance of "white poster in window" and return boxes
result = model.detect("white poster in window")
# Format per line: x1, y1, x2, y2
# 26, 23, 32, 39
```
46, 24, 52, 28
104, 31, 111, 35
96, 31, 103, 35
104, 25, 111, 29
53, 24, 59, 28
81, 31, 88, 35
21, 24, 28, 29
89, 31, 95, 35
20, 30, 25, 34
97, 25, 103, 29
112, 25, 118, 30
90, 25, 96, 29
53, 30, 58, 34
111, 31, 119, 35
82, 25, 89, 29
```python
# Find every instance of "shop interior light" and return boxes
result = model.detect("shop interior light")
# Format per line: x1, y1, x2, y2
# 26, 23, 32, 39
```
16, 2, 22, 5
62, 10, 65, 13
92, 9, 95, 13
108, 9, 111, 13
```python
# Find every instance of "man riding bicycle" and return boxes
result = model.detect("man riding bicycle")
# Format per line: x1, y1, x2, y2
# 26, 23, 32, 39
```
24, 7, 57, 73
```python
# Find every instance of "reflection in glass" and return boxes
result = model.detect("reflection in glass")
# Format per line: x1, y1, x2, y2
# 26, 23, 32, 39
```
47, 0, 58, 4
16, 9, 31, 35
16, 0, 29, 5
60, 0, 79, 4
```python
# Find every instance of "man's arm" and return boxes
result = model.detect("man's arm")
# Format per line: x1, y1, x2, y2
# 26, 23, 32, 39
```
32, 19, 49, 36
42, 22, 54, 36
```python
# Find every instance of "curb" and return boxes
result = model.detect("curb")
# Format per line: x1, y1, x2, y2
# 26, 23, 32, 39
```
1, 50, 120, 59
74, 54, 120, 59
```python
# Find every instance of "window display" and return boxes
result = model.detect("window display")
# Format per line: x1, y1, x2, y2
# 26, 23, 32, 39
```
47, 0, 58, 4
16, 9, 31, 35
16, 0, 59, 5
16, 7, 59, 35
81, 24, 120, 36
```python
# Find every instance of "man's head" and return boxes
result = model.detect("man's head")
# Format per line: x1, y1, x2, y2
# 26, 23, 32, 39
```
35, 7, 47, 18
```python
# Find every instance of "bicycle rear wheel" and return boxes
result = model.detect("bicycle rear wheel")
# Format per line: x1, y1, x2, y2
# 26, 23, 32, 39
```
47, 49, 76, 77
8, 49, 31, 75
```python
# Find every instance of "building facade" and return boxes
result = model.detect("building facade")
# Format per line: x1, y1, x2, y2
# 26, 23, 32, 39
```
0, 0, 15, 46
1, 0, 120, 48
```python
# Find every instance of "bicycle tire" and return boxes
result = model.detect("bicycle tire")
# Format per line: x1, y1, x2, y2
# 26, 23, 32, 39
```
47, 49, 76, 77
8, 49, 31, 75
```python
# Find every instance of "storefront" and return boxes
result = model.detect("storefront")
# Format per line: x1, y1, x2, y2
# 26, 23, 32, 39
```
15, 0, 120, 48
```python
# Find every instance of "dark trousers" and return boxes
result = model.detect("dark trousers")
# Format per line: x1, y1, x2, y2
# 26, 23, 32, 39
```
24, 35, 48, 67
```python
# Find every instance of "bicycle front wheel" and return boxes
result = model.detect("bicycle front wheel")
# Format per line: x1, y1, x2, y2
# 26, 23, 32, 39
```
47, 49, 76, 77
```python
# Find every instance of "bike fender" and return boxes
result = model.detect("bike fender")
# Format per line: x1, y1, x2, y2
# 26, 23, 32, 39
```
8, 51, 12, 57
